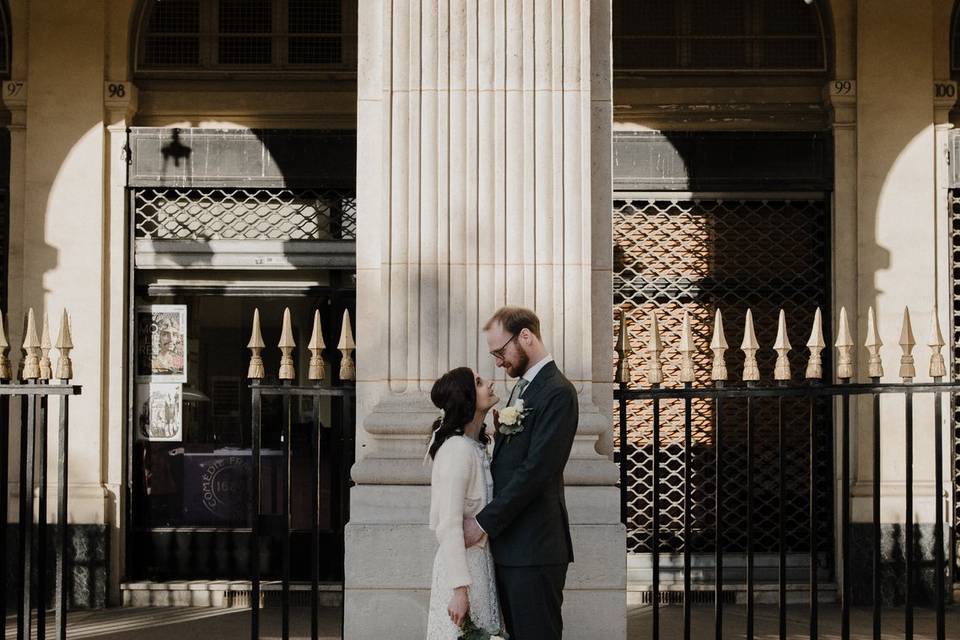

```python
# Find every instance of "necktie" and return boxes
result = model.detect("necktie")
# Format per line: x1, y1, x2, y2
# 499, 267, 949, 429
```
508, 378, 529, 406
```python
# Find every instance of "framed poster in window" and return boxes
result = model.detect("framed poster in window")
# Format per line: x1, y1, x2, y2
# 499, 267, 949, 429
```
136, 383, 183, 442
136, 304, 187, 382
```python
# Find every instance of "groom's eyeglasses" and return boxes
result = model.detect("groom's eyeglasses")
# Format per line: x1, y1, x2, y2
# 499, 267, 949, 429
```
490, 333, 519, 361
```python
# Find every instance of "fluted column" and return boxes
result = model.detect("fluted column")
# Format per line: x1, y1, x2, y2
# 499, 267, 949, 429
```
348, 1, 623, 636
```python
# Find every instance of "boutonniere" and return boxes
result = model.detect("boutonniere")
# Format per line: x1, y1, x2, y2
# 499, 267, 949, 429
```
498, 399, 531, 441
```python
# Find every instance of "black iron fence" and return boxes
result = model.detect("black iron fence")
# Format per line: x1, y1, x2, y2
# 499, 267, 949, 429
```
0, 309, 80, 640
245, 307, 355, 640
615, 306, 952, 640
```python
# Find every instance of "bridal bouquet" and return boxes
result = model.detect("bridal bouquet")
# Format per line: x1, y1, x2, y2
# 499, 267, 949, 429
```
459, 616, 508, 640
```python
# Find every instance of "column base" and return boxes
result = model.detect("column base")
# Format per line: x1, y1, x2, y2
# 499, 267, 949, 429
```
344, 485, 626, 638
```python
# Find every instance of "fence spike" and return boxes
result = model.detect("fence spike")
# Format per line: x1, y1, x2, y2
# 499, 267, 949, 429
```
278, 307, 296, 381
865, 306, 884, 379
338, 309, 356, 381
835, 307, 854, 380
308, 309, 326, 381
247, 308, 265, 380
614, 311, 633, 384
710, 309, 728, 382
741, 309, 760, 382
0, 312, 11, 381
774, 309, 792, 381
678, 310, 695, 383
645, 311, 663, 385
928, 306, 946, 378
55, 309, 73, 381
899, 306, 916, 382
805, 307, 825, 380
22, 308, 40, 380
39, 313, 52, 381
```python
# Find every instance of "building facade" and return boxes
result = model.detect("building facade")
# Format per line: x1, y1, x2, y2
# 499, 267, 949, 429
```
0, 0, 956, 638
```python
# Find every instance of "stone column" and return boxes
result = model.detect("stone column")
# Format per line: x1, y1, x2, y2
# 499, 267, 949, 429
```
348, 1, 624, 637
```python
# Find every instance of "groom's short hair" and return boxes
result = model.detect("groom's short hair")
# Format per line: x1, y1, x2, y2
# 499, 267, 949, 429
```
484, 306, 542, 341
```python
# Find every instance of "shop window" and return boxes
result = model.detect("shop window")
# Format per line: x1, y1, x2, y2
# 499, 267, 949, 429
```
614, 0, 829, 74
135, 0, 354, 73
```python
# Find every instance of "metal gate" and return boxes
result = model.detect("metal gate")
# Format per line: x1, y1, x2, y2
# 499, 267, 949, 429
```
613, 194, 833, 564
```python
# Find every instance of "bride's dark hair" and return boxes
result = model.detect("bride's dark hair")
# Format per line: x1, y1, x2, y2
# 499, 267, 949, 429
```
427, 367, 490, 460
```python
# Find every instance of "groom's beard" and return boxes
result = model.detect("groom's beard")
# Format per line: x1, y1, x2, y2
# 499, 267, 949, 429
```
509, 350, 530, 379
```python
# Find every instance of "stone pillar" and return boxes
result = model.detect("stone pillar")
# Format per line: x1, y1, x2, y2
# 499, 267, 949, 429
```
348, 1, 624, 637
3, 0, 112, 606
849, 0, 951, 602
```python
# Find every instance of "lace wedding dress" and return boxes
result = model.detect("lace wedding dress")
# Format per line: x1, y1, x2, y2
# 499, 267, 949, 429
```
426, 437, 502, 639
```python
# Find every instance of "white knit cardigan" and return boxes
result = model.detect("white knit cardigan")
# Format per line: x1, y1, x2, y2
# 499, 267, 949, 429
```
429, 435, 489, 589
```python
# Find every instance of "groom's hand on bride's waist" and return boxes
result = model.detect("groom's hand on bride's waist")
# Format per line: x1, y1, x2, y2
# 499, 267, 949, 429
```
462, 517, 486, 547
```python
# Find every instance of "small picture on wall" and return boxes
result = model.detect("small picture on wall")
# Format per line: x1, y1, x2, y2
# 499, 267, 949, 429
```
136, 304, 187, 382
136, 383, 183, 442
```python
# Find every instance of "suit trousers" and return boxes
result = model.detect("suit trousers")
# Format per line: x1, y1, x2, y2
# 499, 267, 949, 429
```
495, 563, 568, 640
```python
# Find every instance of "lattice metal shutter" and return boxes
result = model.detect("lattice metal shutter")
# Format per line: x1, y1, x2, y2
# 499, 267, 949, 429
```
951, 190, 960, 578
613, 196, 833, 560
133, 187, 356, 241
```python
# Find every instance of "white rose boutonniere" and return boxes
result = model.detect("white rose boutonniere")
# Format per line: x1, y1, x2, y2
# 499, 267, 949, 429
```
498, 399, 530, 440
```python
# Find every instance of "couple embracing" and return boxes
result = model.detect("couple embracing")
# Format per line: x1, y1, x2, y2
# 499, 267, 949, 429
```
425, 307, 577, 640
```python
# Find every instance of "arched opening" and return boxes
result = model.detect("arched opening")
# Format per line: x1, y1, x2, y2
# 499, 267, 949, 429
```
611, 1, 838, 600
124, 1, 358, 599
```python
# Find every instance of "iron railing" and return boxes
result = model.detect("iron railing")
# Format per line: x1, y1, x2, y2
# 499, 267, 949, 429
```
245, 307, 355, 640
0, 309, 80, 640
616, 306, 952, 640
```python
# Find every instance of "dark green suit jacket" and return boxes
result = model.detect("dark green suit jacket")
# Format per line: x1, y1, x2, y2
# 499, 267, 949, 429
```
476, 361, 577, 567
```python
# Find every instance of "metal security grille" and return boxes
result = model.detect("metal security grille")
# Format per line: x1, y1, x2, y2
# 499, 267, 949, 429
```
950, 190, 960, 578
137, 0, 349, 72
613, 195, 833, 558
133, 187, 356, 241
613, 0, 828, 73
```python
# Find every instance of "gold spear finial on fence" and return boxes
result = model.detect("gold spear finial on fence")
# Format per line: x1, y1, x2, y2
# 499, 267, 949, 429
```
678, 310, 695, 384
278, 308, 296, 381
865, 306, 884, 379
615, 311, 633, 384
247, 308, 265, 380
710, 309, 728, 382
39, 314, 52, 381
899, 307, 916, 382
22, 308, 40, 381
741, 309, 760, 382
645, 311, 663, 386
774, 309, 792, 381
805, 307, 825, 380
308, 309, 326, 382
835, 307, 854, 380
55, 309, 73, 381
0, 312, 12, 381
338, 310, 356, 381
928, 306, 946, 379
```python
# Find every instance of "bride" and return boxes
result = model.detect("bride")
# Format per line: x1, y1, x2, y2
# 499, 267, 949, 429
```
425, 367, 504, 639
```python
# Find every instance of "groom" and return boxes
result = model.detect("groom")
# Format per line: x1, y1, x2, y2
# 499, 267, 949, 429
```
462, 306, 577, 639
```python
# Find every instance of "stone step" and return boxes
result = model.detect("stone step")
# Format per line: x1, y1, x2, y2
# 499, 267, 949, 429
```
627, 581, 839, 606
121, 581, 343, 608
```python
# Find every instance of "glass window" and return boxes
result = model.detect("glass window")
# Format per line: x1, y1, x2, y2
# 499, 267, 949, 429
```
135, 0, 355, 73
132, 295, 352, 531
613, 0, 828, 74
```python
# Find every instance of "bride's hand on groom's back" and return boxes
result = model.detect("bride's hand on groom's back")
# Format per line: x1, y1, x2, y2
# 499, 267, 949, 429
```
462, 517, 485, 548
